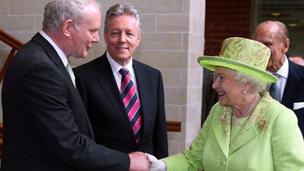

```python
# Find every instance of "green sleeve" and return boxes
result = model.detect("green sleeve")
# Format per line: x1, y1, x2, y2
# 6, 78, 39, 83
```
163, 106, 216, 171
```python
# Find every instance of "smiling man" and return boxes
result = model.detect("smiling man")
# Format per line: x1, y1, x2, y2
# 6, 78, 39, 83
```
1, 0, 149, 170
74, 3, 168, 160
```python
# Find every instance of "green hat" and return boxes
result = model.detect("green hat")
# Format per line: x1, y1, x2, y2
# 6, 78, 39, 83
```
197, 37, 277, 83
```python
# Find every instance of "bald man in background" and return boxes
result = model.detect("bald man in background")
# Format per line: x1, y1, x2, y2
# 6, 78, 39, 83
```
253, 20, 304, 135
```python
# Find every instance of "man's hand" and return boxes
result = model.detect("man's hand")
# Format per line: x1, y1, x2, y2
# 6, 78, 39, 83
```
129, 152, 150, 171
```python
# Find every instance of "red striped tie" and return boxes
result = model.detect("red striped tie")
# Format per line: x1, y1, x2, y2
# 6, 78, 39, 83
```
119, 68, 142, 145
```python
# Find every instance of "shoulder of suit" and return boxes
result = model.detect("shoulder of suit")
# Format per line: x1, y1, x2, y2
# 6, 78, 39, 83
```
74, 56, 105, 73
15, 41, 52, 67
289, 61, 304, 80
133, 59, 161, 73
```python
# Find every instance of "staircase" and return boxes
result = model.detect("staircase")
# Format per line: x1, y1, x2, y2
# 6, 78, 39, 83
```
0, 28, 23, 158
0, 28, 23, 81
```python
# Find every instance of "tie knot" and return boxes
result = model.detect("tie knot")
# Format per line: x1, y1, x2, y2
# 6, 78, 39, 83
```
66, 62, 71, 69
65, 61, 76, 87
119, 68, 129, 77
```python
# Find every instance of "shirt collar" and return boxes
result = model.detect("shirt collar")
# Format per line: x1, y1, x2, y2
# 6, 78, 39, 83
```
276, 55, 289, 79
106, 51, 133, 74
39, 31, 68, 67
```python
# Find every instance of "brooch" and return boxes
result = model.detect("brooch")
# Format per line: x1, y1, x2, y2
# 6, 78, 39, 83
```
259, 118, 268, 130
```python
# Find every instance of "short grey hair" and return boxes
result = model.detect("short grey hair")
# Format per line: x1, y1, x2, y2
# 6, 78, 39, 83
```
42, 0, 100, 32
233, 71, 267, 93
104, 3, 141, 34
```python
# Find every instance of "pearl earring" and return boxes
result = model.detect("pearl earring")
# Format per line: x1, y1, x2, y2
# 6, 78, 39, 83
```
242, 90, 247, 94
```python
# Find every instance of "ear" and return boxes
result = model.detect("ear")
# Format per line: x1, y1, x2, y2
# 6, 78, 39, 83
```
135, 33, 141, 47
137, 33, 141, 43
282, 38, 290, 54
244, 82, 252, 93
62, 19, 74, 38
104, 32, 110, 45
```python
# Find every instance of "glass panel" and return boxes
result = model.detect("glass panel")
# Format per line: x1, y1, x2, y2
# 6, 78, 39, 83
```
254, 0, 304, 56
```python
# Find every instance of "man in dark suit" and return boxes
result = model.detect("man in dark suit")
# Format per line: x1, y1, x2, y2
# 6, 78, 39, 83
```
74, 3, 168, 158
253, 20, 304, 135
1, 0, 149, 170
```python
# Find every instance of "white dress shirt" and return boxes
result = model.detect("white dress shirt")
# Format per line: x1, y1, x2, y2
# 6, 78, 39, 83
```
106, 52, 139, 92
273, 55, 289, 101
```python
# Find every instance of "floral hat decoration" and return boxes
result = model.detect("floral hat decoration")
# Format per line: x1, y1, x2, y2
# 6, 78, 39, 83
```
197, 37, 277, 83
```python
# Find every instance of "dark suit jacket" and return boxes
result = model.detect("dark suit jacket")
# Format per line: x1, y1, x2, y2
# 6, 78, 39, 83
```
74, 53, 168, 159
1, 33, 129, 171
281, 60, 304, 134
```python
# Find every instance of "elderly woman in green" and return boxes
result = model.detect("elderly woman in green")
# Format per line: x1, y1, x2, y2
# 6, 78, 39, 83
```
148, 37, 304, 171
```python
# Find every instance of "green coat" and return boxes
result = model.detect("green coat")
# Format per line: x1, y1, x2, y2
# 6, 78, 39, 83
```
164, 92, 304, 171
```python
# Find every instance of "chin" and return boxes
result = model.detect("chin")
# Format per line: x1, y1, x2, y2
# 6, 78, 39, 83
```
116, 53, 129, 59
116, 56, 131, 62
218, 99, 228, 106
81, 52, 89, 58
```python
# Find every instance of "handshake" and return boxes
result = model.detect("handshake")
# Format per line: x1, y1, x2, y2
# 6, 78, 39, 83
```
129, 152, 166, 171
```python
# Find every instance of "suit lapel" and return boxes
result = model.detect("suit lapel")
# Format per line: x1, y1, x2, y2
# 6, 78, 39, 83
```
95, 56, 135, 137
212, 107, 231, 158
282, 61, 298, 108
229, 123, 258, 155
96, 56, 127, 111
32, 33, 94, 137
133, 61, 150, 141
32, 33, 74, 87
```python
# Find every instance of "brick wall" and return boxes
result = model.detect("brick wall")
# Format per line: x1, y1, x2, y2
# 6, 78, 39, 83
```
201, 0, 252, 122
205, 0, 251, 55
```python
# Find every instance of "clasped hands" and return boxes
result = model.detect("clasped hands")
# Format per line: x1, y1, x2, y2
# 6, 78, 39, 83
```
129, 152, 166, 171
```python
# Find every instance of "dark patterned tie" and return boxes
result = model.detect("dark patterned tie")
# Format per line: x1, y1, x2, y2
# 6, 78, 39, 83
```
119, 68, 142, 144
